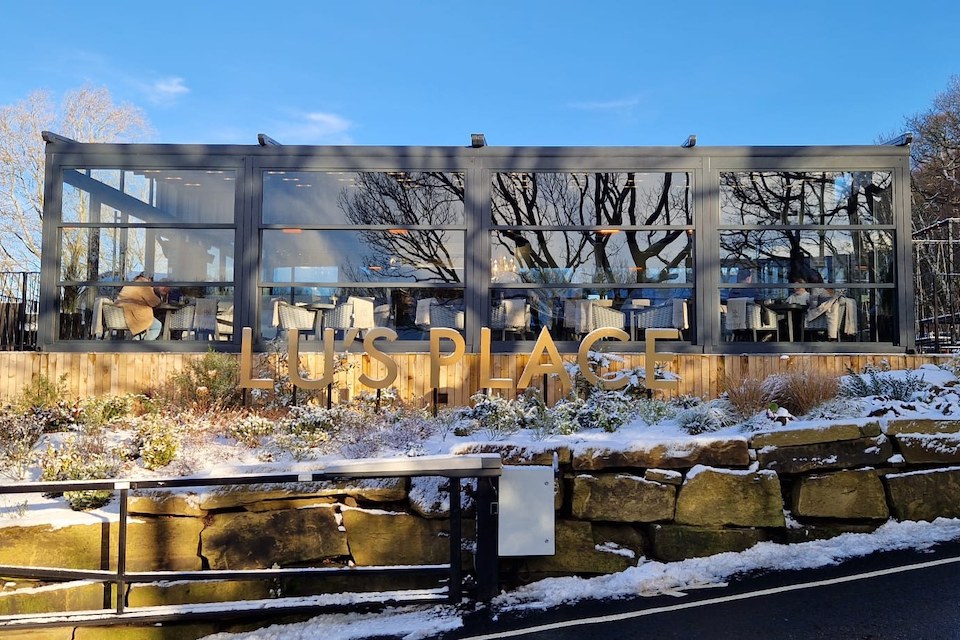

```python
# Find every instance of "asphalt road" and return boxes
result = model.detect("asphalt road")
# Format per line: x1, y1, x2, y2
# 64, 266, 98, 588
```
444, 540, 960, 640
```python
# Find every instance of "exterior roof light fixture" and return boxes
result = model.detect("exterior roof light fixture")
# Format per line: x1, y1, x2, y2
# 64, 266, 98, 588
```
882, 132, 913, 146
681, 134, 697, 148
470, 133, 487, 148
258, 133, 282, 146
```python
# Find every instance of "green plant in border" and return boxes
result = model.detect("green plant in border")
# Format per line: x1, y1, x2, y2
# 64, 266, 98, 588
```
38, 435, 120, 511
172, 349, 243, 410
135, 417, 180, 470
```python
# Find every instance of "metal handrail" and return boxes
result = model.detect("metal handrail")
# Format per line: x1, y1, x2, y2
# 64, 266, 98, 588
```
0, 454, 502, 630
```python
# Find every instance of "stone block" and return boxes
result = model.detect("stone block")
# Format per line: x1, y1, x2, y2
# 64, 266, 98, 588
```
895, 433, 960, 464
750, 422, 874, 449
127, 579, 271, 607
783, 522, 881, 544
452, 442, 571, 466
885, 418, 960, 436
645, 469, 683, 485
675, 466, 784, 528
196, 478, 407, 511
128, 491, 205, 516
755, 436, 893, 474
792, 470, 889, 520
0, 516, 203, 572
570, 473, 675, 522
650, 524, 765, 562
521, 520, 640, 575
885, 466, 960, 521
340, 507, 451, 566
573, 438, 750, 471
201, 505, 347, 569
0, 580, 106, 615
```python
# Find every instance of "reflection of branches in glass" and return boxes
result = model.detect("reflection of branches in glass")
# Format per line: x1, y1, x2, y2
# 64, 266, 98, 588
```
722, 172, 838, 281
339, 172, 464, 283
491, 172, 692, 283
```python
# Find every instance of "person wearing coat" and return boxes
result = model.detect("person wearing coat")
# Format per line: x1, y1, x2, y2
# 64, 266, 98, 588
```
115, 273, 169, 340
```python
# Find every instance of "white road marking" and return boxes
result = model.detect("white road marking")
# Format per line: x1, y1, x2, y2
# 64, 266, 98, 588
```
461, 554, 960, 639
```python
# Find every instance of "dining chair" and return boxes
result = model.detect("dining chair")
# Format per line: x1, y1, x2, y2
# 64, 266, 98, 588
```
276, 300, 319, 340
167, 305, 196, 340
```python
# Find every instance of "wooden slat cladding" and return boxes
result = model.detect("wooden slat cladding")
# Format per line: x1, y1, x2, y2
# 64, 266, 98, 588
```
0, 352, 949, 406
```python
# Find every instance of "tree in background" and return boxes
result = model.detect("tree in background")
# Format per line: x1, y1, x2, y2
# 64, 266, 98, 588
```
0, 85, 150, 272
908, 75, 960, 229
907, 76, 960, 340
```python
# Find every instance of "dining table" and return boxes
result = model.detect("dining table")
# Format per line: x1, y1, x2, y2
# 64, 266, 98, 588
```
765, 301, 807, 342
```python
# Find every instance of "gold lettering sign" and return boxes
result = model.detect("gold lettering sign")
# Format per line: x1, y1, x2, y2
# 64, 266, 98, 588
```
239, 325, 678, 399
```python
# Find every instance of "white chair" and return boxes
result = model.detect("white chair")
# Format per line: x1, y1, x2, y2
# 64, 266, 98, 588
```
216, 301, 234, 340
491, 298, 530, 339
347, 296, 375, 336
805, 296, 856, 341
415, 297, 437, 331
325, 301, 355, 337
633, 299, 689, 336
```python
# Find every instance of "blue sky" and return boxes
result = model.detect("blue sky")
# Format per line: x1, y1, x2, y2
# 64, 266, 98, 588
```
2, 0, 957, 147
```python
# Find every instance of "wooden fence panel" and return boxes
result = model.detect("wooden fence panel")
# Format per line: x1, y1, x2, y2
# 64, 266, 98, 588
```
0, 352, 955, 407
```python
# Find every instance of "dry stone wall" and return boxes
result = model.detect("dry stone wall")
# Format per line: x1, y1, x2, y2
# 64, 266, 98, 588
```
3, 418, 960, 637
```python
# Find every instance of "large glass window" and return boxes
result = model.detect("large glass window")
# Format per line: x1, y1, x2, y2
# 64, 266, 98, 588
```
490, 171, 694, 342
718, 170, 896, 344
56, 168, 237, 341
259, 170, 465, 342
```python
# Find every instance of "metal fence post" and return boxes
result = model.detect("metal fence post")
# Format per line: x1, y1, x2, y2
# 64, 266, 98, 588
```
474, 476, 499, 601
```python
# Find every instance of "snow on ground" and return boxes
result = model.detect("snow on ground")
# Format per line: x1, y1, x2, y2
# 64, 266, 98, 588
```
198, 518, 960, 640
4, 364, 960, 638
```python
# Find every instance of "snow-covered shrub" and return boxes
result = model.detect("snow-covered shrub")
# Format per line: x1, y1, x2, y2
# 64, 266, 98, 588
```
227, 414, 277, 447
38, 435, 121, 511
0, 409, 45, 480
634, 397, 673, 426
135, 417, 180, 470
79, 394, 140, 428
674, 402, 732, 434
841, 368, 926, 402
551, 395, 586, 435
465, 392, 523, 440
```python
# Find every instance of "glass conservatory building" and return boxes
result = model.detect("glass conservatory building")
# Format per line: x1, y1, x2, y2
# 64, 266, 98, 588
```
38, 135, 915, 354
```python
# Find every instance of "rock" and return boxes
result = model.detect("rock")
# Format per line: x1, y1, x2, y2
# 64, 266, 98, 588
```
885, 419, 960, 436
675, 466, 784, 528
201, 505, 347, 569
650, 524, 765, 562
0, 517, 203, 572
127, 579, 271, 607
340, 507, 451, 566
196, 478, 407, 511
755, 436, 893, 474
644, 469, 684, 485
0, 580, 105, 616
792, 470, 889, 520
573, 438, 750, 470
750, 422, 878, 448
521, 520, 640, 575
894, 433, 960, 464
128, 491, 205, 516
453, 442, 570, 466
885, 466, 960, 521
570, 473, 676, 522
783, 522, 881, 544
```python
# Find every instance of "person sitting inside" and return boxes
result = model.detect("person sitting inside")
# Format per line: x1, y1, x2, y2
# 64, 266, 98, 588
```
786, 278, 811, 306
115, 273, 170, 340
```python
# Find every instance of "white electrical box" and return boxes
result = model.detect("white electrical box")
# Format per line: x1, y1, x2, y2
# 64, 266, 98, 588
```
497, 465, 555, 556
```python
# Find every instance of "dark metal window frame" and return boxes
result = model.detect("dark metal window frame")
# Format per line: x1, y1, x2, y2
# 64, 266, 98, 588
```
39, 141, 914, 354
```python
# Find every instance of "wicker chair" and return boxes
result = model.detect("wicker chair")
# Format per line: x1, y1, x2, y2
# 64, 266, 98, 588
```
167, 305, 196, 340
276, 300, 318, 340
590, 303, 625, 332
99, 300, 136, 339
429, 304, 465, 331
324, 302, 355, 337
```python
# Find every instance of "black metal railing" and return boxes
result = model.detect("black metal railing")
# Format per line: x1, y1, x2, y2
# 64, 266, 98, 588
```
0, 454, 502, 631
0, 271, 39, 350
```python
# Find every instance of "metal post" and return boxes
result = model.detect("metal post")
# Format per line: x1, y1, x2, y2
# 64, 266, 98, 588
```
448, 477, 462, 603
474, 476, 499, 601
116, 487, 128, 614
